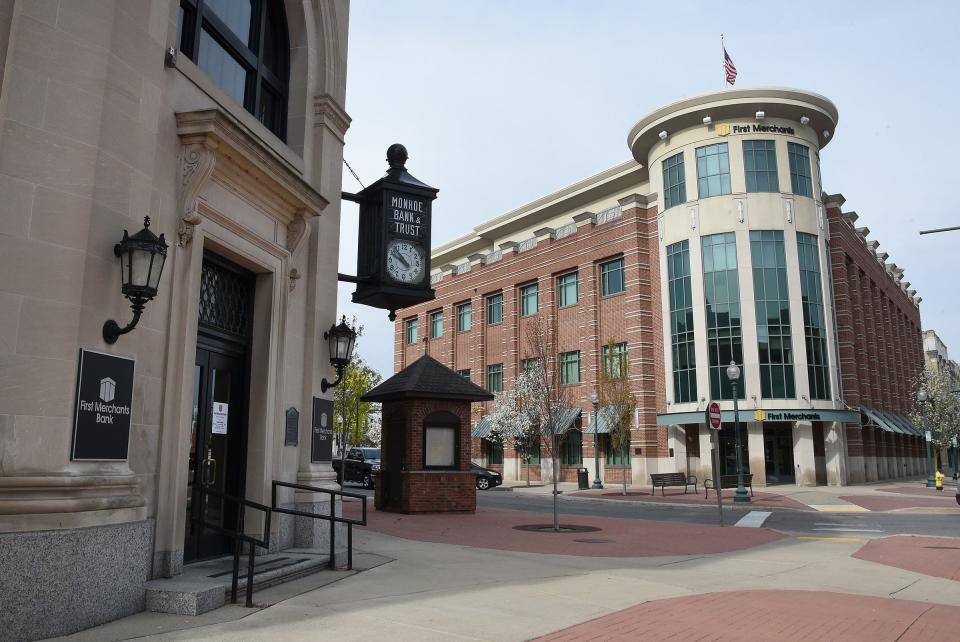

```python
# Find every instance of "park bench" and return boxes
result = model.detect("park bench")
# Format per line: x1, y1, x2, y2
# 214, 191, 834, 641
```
704, 473, 754, 499
649, 472, 698, 496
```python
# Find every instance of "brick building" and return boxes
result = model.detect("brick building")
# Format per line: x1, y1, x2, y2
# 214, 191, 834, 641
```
394, 88, 926, 488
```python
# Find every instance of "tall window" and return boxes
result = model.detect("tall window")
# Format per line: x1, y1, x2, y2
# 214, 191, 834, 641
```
560, 431, 582, 465
177, 0, 290, 140
702, 233, 744, 400
668, 240, 697, 403
605, 434, 631, 465
429, 310, 443, 339
520, 283, 539, 316
602, 343, 628, 378
743, 140, 779, 193
405, 317, 418, 345
457, 302, 472, 332
600, 258, 625, 295
557, 272, 578, 307
696, 143, 731, 198
486, 440, 503, 465
662, 152, 686, 209
521, 358, 539, 374
797, 233, 830, 400
751, 231, 795, 398
486, 363, 504, 393
457, 369, 471, 381
486, 293, 503, 325
559, 351, 581, 385
788, 142, 813, 197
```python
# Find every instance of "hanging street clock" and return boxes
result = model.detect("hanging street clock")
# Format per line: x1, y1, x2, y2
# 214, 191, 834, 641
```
348, 144, 438, 320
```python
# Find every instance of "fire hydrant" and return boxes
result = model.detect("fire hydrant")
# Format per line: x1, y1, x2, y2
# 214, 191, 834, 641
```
935, 470, 944, 492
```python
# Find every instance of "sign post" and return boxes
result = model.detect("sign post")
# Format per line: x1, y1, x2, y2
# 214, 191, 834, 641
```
706, 401, 723, 526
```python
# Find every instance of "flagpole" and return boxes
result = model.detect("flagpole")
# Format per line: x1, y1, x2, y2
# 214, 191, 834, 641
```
721, 33, 725, 88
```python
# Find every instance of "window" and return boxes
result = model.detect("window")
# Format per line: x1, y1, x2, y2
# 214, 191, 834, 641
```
662, 152, 686, 209
520, 283, 539, 316
405, 317, 418, 345
600, 258, 625, 296
457, 369, 471, 381
424, 424, 457, 468
486, 363, 503, 393
486, 439, 504, 465
557, 272, 578, 307
457, 302, 472, 332
559, 351, 581, 385
602, 343, 628, 378
525, 441, 541, 465
177, 0, 290, 140
668, 240, 697, 403
605, 434, 631, 465
743, 140, 779, 192
521, 358, 539, 374
702, 233, 744, 400
751, 231, 795, 398
430, 310, 443, 339
788, 142, 813, 197
560, 431, 583, 465
486, 293, 503, 325
696, 143, 731, 199
797, 233, 830, 400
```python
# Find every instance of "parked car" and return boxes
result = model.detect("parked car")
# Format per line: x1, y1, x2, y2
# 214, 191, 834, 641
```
332, 447, 380, 489
471, 463, 502, 490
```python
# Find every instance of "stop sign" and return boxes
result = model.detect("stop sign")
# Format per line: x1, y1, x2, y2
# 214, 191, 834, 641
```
707, 402, 722, 430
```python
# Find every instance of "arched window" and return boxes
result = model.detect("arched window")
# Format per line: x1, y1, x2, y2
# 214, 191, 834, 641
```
177, 0, 290, 141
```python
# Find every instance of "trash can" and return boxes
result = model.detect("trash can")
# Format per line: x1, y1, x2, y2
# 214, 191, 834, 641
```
577, 467, 590, 490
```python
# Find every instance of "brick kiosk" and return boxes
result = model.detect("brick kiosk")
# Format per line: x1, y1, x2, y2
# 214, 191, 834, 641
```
362, 356, 494, 513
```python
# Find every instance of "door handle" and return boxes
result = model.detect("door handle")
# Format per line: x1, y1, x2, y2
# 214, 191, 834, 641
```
203, 448, 217, 486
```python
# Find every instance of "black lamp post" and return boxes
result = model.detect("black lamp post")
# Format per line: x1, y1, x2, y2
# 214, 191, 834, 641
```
103, 216, 167, 344
918, 387, 936, 487
321, 315, 357, 393
590, 391, 603, 489
726, 361, 750, 503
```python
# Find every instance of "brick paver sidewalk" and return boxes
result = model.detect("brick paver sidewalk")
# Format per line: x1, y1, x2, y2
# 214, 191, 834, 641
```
344, 504, 781, 557
854, 535, 960, 581
570, 488, 811, 511
534, 590, 960, 641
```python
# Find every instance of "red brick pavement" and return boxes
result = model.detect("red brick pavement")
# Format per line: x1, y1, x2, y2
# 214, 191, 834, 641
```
534, 590, 960, 641
344, 504, 781, 557
570, 488, 812, 511
854, 535, 960, 581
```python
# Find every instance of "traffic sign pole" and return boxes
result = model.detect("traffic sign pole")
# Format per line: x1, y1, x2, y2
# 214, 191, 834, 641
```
705, 402, 723, 526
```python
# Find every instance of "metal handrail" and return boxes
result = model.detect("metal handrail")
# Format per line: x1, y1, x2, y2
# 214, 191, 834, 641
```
194, 484, 272, 607
270, 480, 367, 570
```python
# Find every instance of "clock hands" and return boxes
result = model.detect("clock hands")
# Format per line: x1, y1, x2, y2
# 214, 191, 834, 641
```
391, 246, 410, 269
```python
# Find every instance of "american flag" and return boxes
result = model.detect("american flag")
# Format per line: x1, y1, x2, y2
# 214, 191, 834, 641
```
724, 47, 738, 85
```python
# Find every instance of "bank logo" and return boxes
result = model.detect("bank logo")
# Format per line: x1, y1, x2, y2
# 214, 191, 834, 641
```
716, 123, 731, 136
99, 377, 116, 403
754, 409, 766, 421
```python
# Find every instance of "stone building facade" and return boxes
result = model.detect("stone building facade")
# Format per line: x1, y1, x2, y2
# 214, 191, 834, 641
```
395, 88, 927, 489
0, 1, 351, 638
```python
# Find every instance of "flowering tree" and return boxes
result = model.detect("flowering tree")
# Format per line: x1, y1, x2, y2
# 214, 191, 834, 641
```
597, 342, 637, 496
486, 369, 542, 486
910, 368, 960, 465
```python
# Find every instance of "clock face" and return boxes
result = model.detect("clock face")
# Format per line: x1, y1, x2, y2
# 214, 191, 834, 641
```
386, 239, 425, 284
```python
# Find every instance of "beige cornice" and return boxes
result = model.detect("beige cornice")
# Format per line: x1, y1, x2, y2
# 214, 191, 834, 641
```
313, 93, 352, 143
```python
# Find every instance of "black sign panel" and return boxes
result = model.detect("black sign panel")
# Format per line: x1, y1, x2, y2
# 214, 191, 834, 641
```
72, 349, 135, 461
311, 397, 334, 463
284, 407, 299, 446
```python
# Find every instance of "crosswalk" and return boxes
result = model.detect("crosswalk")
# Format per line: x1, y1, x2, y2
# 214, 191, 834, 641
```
734, 511, 772, 528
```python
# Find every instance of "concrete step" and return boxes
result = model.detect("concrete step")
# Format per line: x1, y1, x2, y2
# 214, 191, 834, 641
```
145, 551, 332, 615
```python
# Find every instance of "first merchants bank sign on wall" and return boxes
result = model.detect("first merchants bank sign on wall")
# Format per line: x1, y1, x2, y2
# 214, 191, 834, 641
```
716, 123, 796, 136
72, 349, 135, 461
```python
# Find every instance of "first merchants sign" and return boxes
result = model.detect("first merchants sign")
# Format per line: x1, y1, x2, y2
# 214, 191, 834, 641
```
72, 349, 135, 461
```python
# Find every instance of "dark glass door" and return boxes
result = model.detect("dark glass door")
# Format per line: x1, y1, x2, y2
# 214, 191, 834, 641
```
185, 346, 248, 562
718, 424, 750, 477
764, 424, 795, 484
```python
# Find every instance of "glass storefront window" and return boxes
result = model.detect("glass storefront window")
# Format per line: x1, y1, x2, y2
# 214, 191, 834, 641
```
750, 230, 795, 398
702, 233, 744, 399
668, 240, 697, 403
797, 233, 830, 399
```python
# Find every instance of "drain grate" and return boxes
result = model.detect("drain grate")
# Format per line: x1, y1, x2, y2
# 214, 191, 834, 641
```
573, 538, 615, 544
513, 524, 602, 533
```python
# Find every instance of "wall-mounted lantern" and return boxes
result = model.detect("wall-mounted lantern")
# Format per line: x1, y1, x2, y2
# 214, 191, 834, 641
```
321, 315, 357, 392
103, 216, 168, 344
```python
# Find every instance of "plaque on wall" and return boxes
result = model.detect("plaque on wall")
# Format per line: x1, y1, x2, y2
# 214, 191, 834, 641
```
311, 397, 334, 463
71, 349, 136, 461
285, 407, 299, 446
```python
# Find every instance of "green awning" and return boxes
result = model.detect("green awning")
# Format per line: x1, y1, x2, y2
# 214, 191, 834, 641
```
472, 417, 492, 439
861, 406, 904, 434
881, 411, 922, 437
584, 405, 625, 434
548, 407, 582, 435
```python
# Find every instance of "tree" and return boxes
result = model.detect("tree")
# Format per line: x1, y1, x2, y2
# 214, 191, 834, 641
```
597, 341, 637, 496
524, 315, 571, 531
332, 320, 383, 457
909, 368, 960, 465
486, 369, 542, 486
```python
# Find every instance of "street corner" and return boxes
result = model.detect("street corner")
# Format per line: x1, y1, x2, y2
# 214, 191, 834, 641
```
569, 487, 813, 512
838, 490, 959, 512
531, 590, 960, 641
346, 505, 784, 557
853, 535, 960, 582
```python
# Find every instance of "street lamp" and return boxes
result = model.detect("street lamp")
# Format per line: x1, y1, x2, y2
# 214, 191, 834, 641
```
321, 315, 357, 392
103, 217, 168, 344
918, 387, 936, 488
726, 361, 750, 503
590, 391, 603, 489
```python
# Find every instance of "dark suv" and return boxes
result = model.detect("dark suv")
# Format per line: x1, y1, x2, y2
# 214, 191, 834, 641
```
333, 447, 381, 489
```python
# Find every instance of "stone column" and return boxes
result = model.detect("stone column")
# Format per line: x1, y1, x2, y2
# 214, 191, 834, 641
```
698, 424, 715, 484
824, 422, 848, 486
792, 421, 817, 486
747, 422, 766, 487
863, 428, 878, 482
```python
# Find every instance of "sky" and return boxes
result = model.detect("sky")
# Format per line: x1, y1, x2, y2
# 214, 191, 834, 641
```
337, 0, 960, 379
